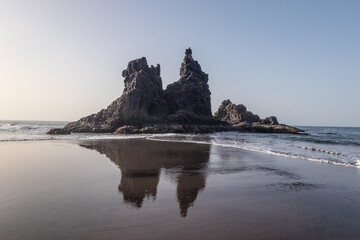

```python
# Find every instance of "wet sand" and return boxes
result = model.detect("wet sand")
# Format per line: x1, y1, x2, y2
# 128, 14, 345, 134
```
1, 138, 360, 239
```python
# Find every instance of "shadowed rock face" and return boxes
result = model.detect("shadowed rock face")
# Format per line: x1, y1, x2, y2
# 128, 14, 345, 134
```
62, 48, 215, 133
63, 57, 167, 133
213, 99, 303, 134
164, 48, 212, 117
49, 48, 303, 135
215, 99, 280, 125
121, 57, 167, 116
214, 99, 261, 124
80, 139, 210, 217
46, 128, 70, 135
261, 116, 279, 125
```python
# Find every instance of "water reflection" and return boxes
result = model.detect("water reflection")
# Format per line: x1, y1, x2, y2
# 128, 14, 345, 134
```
80, 139, 210, 217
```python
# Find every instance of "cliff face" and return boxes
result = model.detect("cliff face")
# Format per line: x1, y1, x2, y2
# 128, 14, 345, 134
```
64, 57, 168, 133
50, 48, 303, 135
164, 48, 212, 117
121, 57, 167, 116
63, 48, 216, 133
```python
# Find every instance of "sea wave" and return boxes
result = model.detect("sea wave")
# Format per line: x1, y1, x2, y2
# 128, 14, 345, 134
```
1, 121, 359, 169
0, 122, 59, 132
146, 134, 360, 169
298, 138, 360, 147
302, 146, 346, 156
0, 138, 56, 142
0, 123, 20, 131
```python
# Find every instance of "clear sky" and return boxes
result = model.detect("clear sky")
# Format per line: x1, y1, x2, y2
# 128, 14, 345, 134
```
0, 0, 359, 127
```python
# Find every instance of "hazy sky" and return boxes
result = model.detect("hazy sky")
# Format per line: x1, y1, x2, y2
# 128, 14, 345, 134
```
1, 0, 359, 126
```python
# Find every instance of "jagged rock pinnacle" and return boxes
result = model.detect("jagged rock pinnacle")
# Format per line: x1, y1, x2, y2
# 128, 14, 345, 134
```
49, 48, 302, 135
164, 48, 212, 116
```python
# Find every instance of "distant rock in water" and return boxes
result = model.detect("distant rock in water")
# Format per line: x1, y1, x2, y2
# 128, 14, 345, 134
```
48, 48, 303, 135
214, 99, 302, 134
47, 128, 70, 135
214, 99, 280, 125
214, 99, 261, 124
261, 116, 279, 125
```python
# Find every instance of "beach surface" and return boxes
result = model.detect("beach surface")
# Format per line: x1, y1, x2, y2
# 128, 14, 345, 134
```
1, 138, 360, 239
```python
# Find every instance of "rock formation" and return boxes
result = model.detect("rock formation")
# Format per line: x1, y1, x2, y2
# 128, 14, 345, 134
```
214, 99, 281, 125
261, 116, 279, 125
214, 100, 261, 124
164, 48, 212, 117
48, 48, 303, 135
47, 128, 70, 135
214, 99, 302, 134
63, 57, 167, 133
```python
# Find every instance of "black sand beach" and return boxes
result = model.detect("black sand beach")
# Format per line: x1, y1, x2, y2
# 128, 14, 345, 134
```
1, 139, 360, 239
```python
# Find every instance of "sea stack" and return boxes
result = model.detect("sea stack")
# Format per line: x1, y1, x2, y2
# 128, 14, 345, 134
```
62, 57, 167, 133
48, 48, 303, 135
164, 47, 212, 116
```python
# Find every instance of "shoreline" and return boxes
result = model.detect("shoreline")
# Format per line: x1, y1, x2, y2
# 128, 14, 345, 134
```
1, 138, 360, 239
1, 133, 359, 169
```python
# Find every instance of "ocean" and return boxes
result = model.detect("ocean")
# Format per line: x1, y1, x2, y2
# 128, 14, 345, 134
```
0, 120, 359, 168
2, 121, 360, 239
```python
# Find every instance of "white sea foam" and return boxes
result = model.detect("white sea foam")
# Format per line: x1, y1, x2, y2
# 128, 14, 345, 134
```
146, 131, 360, 169
1, 121, 360, 169
302, 146, 346, 156
80, 134, 147, 140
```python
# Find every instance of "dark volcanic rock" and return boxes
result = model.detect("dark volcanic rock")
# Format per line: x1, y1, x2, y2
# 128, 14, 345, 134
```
214, 99, 261, 124
261, 116, 279, 125
214, 99, 303, 134
248, 123, 303, 134
62, 57, 167, 133
47, 128, 70, 135
114, 123, 230, 134
60, 48, 216, 134
49, 48, 304, 135
163, 48, 212, 117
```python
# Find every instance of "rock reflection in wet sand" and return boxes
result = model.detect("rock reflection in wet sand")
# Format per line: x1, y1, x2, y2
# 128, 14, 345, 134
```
80, 139, 210, 217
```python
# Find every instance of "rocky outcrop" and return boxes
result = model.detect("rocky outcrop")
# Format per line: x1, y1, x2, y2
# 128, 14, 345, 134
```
214, 99, 303, 134
46, 128, 70, 135
113, 123, 230, 134
214, 100, 260, 124
261, 116, 279, 125
60, 48, 217, 134
214, 99, 280, 125
163, 48, 212, 117
250, 123, 302, 134
49, 48, 303, 135
63, 57, 167, 133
